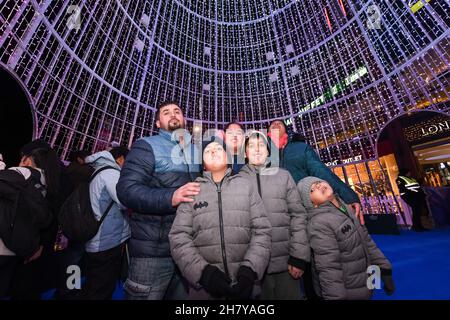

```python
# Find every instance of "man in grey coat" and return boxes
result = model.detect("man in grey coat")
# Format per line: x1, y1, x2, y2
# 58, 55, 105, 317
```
169, 137, 271, 300
297, 176, 395, 300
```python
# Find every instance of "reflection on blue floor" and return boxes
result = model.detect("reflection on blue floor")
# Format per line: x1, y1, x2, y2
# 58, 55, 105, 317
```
42, 228, 450, 300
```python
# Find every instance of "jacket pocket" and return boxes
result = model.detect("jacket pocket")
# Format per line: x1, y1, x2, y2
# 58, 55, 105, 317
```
123, 278, 151, 297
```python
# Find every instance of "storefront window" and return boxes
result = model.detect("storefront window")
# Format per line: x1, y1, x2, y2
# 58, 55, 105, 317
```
330, 159, 404, 216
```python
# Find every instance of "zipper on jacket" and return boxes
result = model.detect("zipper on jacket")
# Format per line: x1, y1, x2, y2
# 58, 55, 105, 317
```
158, 216, 164, 242
256, 172, 262, 198
178, 140, 193, 182
216, 180, 230, 279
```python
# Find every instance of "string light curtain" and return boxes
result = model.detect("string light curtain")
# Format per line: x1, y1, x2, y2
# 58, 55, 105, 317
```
0, 0, 448, 164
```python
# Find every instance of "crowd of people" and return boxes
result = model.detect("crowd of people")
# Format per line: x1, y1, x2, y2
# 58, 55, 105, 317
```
0, 101, 397, 300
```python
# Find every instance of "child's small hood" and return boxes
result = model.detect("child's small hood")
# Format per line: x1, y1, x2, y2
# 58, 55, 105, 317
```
85, 150, 120, 170
297, 176, 326, 210
240, 162, 274, 175
197, 167, 235, 185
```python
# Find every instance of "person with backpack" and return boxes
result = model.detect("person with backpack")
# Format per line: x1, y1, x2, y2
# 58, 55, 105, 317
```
65, 150, 95, 190
239, 131, 310, 299
78, 147, 131, 300
9, 140, 72, 300
0, 149, 52, 299
54, 150, 94, 300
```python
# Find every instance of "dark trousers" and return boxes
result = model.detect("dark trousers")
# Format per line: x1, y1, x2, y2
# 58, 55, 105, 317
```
82, 243, 125, 300
403, 196, 428, 230
54, 242, 86, 300
0, 256, 20, 299
9, 246, 58, 300
261, 271, 304, 300
302, 262, 320, 300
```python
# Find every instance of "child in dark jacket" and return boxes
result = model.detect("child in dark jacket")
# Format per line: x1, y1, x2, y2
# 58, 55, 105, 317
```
297, 176, 395, 300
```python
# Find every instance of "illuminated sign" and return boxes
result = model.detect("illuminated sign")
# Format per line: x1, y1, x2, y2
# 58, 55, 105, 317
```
421, 120, 450, 137
325, 155, 363, 167
403, 115, 450, 143
408, 0, 431, 14
285, 66, 369, 127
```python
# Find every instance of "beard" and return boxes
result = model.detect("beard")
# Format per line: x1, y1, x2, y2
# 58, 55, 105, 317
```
167, 118, 184, 131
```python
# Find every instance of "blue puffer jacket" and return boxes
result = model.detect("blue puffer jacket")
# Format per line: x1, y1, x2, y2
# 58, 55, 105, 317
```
116, 129, 200, 258
272, 137, 360, 205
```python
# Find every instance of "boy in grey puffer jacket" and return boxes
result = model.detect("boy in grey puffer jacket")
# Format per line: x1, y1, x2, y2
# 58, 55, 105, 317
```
169, 137, 271, 300
297, 177, 395, 300
239, 131, 309, 300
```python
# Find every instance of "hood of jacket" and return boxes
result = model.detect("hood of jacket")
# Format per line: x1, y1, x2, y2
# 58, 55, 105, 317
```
85, 150, 121, 171
239, 162, 279, 176
197, 167, 235, 185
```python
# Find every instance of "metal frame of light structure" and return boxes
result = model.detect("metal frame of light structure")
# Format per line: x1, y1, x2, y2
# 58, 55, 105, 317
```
0, 0, 449, 215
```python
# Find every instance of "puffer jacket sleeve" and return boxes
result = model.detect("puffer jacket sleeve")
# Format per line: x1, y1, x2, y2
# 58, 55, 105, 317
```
169, 201, 209, 287
285, 173, 310, 270
240, 184, 272, 280
117, 139, 177, 215
360, 225, 392, 274
309, 218, 347, 300
302, 144, 360, 205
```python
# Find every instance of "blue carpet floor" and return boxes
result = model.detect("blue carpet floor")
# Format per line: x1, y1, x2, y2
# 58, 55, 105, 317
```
371, 227, 450, 300
41, 227, 450, 300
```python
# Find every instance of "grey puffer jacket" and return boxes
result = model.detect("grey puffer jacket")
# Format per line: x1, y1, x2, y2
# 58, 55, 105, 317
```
169, 168, 271, 288
298, 177, 392, 300
239, 164, 309, 274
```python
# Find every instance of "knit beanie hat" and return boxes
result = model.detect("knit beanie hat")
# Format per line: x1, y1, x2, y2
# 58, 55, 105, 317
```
201, 136, 226, 160
297, 176, 326, 210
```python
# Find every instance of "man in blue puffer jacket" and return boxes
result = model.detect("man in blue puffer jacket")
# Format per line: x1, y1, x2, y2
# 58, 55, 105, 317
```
117, 101, 201, 300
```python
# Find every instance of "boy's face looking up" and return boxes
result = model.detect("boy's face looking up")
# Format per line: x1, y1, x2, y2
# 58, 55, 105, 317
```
203, 142, 227, 172
246, 136, 269, 166
310, 181, 335, 207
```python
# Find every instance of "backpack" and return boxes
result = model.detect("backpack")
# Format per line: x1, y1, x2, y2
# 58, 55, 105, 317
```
58, 166, 118, 243
0, 168, 52, 258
